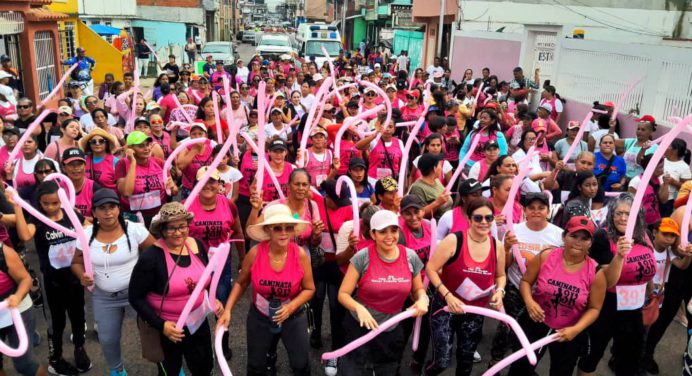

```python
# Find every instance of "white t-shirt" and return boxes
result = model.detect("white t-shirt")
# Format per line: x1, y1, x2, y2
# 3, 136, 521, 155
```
507, 222, 564, 288
426, 65, 444, 77
664, 159, 692, 201
265, 123, 292, 142
628, 175, 663, 190
511, 149, 543, 176
653, 248, 674, 288
301, 94, 315, 110
81, 221, 150, 292
80, 112, 117, 133
236, 66, 249, 83
219, 166, 243, 199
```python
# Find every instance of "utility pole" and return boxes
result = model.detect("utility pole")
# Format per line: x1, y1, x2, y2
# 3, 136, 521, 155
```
436, 0, 445, 58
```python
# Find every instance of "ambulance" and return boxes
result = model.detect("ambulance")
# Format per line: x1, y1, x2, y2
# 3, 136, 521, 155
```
297, 24, 342, 68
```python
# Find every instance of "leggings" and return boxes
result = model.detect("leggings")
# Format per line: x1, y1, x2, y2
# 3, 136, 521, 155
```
340, 313, 404, 375
92, 287, 131, 372
490, 283, 525, 361
158, 319, 213, 376
246, 306, 310, 376
310, 261, 346, 349
44, 278, 85, 360
645, 265, 692, 356
426, 293, 485, 376
579, 291, 644, 375
507, 312, 586, 376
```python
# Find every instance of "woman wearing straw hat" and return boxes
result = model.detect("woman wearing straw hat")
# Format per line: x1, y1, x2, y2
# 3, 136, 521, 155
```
80, 127, 120, 191
217, 204, 315, 376
129, 202, 223, 376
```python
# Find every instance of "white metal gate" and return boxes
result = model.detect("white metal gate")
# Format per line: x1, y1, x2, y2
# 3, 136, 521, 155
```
532, 32, 556, 84
33, 31, 57, 101
58, 22, 76, 62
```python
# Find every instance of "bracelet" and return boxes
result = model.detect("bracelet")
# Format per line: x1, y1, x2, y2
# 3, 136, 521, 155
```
496, 287, 506, 297
443, 291, 451, 299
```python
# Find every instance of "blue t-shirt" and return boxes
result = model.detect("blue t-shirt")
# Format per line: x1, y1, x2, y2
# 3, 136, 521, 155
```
594, 152, 626, 191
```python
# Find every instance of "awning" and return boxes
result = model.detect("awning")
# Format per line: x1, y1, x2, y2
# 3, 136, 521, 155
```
90, 24, 122, 36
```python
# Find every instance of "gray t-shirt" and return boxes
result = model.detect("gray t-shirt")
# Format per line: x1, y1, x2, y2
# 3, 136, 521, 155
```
350, 247, 424, 330
554, 138, 587, 164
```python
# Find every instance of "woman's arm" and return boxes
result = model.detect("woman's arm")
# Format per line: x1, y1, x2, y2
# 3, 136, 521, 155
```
520, 250, 548, 322
603, 238, 628, 288
10, 199, 35, 242
546, 119, 562, 140
139, 234, 157, 252
3, 246, 32, 307
230, 212, 246, 264
117, 150, 137, 197
587, 135, 596, 152
489, 240, 507, 310
176, 145, 199, 171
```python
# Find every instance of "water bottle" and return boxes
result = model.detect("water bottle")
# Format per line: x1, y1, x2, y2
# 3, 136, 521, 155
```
268, 297, 282, 334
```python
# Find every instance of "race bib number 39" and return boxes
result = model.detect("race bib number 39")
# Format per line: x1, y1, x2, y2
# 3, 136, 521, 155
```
616, 284, 646, 311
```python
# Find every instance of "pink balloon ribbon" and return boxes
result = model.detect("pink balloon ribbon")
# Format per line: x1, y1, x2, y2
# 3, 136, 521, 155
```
445, 127, 486, 193
482, 333, 560, 376
412, 218, 437, 351
214, 326, 233, 376
0, 301, 28, 357
626, 115, 692, 240
239, 133, 286, 201
681, 194, 692, 248
126, 70, 140, 134
333, 106, 385, 158
550, 112, 594, 181
471, 83, 485, 117
359, 81, 392, 130
9, 188, 76, 238
256, 82, 267, 190
44, 173, 76, 207
7, 110, 51, 166
321, 309, 417, 361
205, 243, 231, 311
298, 78, 334, 165
398, 115, 426, 196
321, 44, 343, 102
221, 76, 240, 158
396, 121, 416, 128
212, 92, 224, 144
184, 136, 236, 211
38, 63, 78, 109
503, 147, 540, 274
142, 41, 160, 64
435, 305, 537, 365
336, 176, 359, 238
175, 242, 230, 330
58, 189, 93, 286
611, 76, 643, 122
163, 138, 207, 195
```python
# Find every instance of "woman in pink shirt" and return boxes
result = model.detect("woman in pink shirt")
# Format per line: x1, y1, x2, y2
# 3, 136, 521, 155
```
508, 216, 606, 376
44, 118, 80, 164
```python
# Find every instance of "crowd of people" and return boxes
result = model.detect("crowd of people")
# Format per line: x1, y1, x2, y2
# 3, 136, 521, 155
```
0, 41, 688, 376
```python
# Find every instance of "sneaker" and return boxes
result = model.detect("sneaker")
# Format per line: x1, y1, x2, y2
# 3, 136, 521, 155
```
48, 358, 78, 376
109, 369, 127, 376
642, 354, 659, 375
473, 351, 482, 363
325, 358, 338, 376
309, 331, 322, 349
74, 347, 92, 372
266, 352, 277, 376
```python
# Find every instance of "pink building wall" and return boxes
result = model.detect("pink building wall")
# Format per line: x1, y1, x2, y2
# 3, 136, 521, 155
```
450, 36, 522, 83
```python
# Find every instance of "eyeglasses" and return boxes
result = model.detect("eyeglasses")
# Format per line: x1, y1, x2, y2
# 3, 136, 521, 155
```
17, 105, 30, 109
35, 169, 54, 176
86, 101, 98, 106
89, 138, 107, 145
270, 225, 295, 233
472, 214, 495, 223
164, 224, 189, 234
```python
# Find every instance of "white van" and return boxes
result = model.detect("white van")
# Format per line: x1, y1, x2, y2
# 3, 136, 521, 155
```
299, 24, 342, 68
296, 22, 326, 44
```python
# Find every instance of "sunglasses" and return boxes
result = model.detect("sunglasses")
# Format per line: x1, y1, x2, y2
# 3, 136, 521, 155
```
89, 138, 107, 145
35, 169, 54, 175
241, 86, 249, 90
472, 214, 495, 223
270, 224, 295, 233
17, 105, 31, 109
407, 96, 415, 100
365, 92, 377, 97
150, 120, 164, 125
59, 112, 70, 116
164, 225, 189, 234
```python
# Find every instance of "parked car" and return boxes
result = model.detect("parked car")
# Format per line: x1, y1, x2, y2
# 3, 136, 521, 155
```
201, 41, 239, 65
242, 30, 257, 45
255, 34, 294, 58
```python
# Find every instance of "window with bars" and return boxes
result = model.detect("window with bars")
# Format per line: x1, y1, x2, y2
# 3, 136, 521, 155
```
58, 22, 76, 62
33, 31, 57, 101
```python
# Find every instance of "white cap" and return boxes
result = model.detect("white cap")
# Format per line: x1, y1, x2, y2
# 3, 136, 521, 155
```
374, 63, 381, 68
540, 103, 552, 112
190, 121, 207, 133
370, 210, 400, 231
312, 73, 324, 81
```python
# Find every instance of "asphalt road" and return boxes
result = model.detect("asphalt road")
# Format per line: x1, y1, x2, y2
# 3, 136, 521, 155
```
16, 40, 689, 375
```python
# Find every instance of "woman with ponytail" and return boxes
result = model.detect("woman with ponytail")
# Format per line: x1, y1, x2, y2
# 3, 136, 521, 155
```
662, 138, 692, 216
71, 189, 155, 376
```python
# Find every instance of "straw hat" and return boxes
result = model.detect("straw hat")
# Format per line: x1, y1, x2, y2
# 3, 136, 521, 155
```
79, 128, 119, 153
149, 202, 195, 238
246, 204, 309, 242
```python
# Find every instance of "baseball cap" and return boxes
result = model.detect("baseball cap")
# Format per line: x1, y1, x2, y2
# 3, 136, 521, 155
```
324, 103, 334, 112
567, 120, 581, 130
433, 72, 443, 79
0, 55, 10, 63
532, 118, 547, 133
407, 90, 420, 99
377, 176, 398, 192
76, 47, 85, 53
0, 71, 11, 81
363, 87, 376, 95
145, 102, 160, 111
270, 107, 283, 115
126, 130, 153, 146
313, 73, 324, 81
269, 139, 288, 151
310, 126, 327, 138
385, 84, 397, 92
484, 140, 500, 151
539, 103, 552, 112
92, 189, 120, 208
274, 92, 285, 99
565, 216, 596, 237
190, 121, 207, 133
400, 195, 425, 212
521, 192, 550, 207
603, 101, 615, 108
58, 106, 73, 115
417, 153, 443, 173
320, 180, 351, 207
348, 157, 367, 170
370, 210, 400, 231
62, 148, 86, 164
374, 63, 381, 68
396, 80, 407, 90
134, 116, 150, 126
658, 217, 681, 236
196, 166, 221, 182
457, 179, 487, 195
2, 127, 19, 136
346, 100, 360, 109
637, 115, 656, 124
